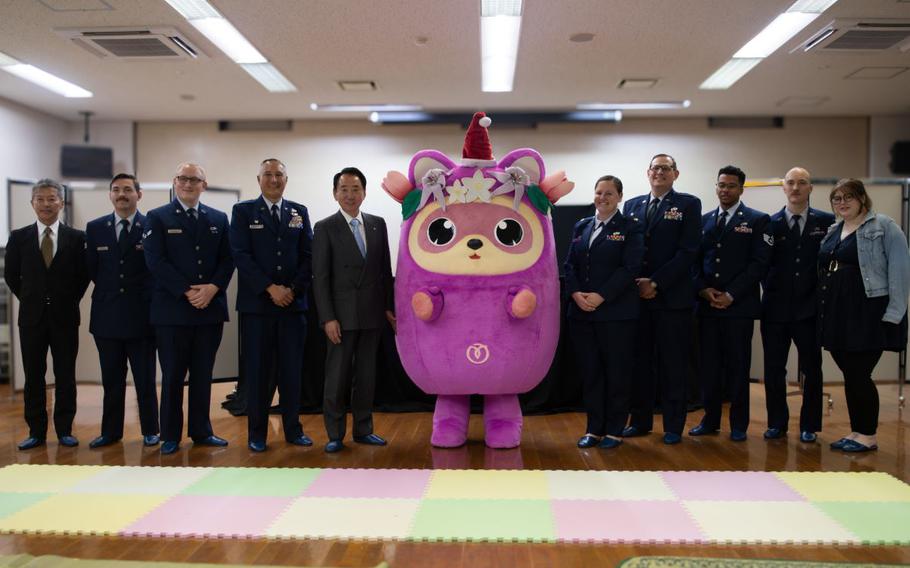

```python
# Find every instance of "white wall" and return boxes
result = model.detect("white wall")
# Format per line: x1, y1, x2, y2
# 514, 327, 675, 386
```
0, 96, 68, 239
869, 115, 910, 178
136, 116, 869, 265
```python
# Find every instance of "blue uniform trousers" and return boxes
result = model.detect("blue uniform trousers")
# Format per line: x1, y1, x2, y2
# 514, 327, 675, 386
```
698, 317, 754, 432
94, 336, 158, 439
760, 318, 823, 433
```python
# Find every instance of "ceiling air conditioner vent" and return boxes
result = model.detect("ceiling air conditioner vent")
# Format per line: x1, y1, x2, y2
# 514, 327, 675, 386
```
54, 27, 207, 60
795, 19, 910, 53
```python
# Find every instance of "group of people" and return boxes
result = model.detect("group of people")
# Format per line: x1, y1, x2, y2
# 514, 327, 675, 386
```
566, 154, 910, 452
5, 160, 393, 454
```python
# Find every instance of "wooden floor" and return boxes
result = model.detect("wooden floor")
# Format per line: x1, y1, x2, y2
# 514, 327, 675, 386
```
0, 381, 908, 567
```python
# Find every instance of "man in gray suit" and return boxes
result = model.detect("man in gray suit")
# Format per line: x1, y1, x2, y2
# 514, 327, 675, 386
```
313, 167, 395, 453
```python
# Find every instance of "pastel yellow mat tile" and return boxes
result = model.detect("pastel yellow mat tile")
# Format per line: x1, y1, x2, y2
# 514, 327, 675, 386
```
0, 465, 105, 493
684, 501, 857, 543
0, 493, 168, 535
425, 470, 549, 500
65, 466, 211, 495
546, 471, 675, 500
775, 472, 910, 502
266, 498, 420, 539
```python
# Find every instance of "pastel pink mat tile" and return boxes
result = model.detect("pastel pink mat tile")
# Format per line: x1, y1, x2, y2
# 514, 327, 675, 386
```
122, 494, 292, 538
661, 471, 804, 501
303, 468, 432, 499
552, 500, 705, 542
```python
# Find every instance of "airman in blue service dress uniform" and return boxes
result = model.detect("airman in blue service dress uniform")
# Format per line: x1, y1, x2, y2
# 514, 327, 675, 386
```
691, 165, 772, 441
760, 167, 834, 443
229, 159, 314, 452
621, 154, 702, 445
143, 163, 235, 455
86, 173, 160, 449
565, 175, 644, 450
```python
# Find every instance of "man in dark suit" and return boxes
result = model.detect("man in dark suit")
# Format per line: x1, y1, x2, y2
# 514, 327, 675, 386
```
621, 154, 702, 445
761, 167, 835, 443
313, 167, 395, 453
143, 163, 234, 455
230, 158, 313, 452
86, 173, 160, 448
690, 165, 772, 441
4, 178, 89, 450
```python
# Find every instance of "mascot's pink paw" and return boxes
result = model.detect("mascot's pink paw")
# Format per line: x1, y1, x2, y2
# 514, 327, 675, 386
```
431, 395, 469, 448
540, 170, 575, 203
484, 419, 522, 449
382, 170, 413, 202
412, 287, 444, 321
509, 287, 537, 319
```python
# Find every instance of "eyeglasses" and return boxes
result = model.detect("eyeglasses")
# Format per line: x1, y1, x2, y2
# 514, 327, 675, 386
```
175, 175, 204, 185
831, 194, 856, 204
716, 183, 741, 190
649, 165, 675, 173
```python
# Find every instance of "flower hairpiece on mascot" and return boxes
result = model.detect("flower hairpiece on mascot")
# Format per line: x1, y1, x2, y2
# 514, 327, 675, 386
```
382, 111, 574, 448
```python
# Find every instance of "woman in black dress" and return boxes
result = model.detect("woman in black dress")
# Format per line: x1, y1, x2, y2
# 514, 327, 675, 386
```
817, 178, 910, 452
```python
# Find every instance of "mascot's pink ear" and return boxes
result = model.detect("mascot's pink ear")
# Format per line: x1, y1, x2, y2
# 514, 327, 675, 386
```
540, 171, 575, 204
408, 150, 457, 188
382, 171, 412, 204
498, 149, 545, 185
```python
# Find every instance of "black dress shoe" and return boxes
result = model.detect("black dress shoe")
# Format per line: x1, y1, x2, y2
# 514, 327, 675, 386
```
143, 434, 161, 447
354, 433, 387, 446
577, 435, 600, 448
160, 441, 179, 455
621, 426, 649, 438
688, 424, 718, 436
58, 435, 79, 447
800, 431, 817, 443
248, 440, 267, 452
324, 440, 344, 453
287, 434, 313, 446
763, 428, 786, 440
830, 437, 850, 450
730, 429, 747, 442
17, 437, 45, 451
89, 435, 120, 449
193, 435, 228, 447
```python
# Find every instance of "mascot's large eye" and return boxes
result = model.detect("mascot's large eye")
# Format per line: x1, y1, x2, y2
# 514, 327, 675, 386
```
495, 218, 524, 246
428, 217, 456, 246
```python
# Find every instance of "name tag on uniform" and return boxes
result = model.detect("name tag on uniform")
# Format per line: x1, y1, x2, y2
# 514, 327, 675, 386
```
734, 224, 753, 234
96, 246, 109, 251
209, 226, 219, 234
167, 229, 183, 234
135, 244, 144, 251
250, 224, 264, 229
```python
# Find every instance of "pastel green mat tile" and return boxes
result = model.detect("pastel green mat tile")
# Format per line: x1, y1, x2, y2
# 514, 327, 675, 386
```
410, 499, 555, 541
181, 467, 321, 496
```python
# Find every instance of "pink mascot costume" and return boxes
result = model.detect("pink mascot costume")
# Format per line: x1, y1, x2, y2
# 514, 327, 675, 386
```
382, 112, 573, 448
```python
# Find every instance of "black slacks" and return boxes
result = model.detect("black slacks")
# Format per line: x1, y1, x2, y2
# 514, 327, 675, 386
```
760, 318, 823, 433
323, 328, 380, 441
568, 318, 636, 437
156, 324, 223, 443
241, 312, 305, 444
698, 316, 754, 432
19, 317, 79, 440
94, 336, 159, 439
629, 307, 691, 435
830, 349, 882, 436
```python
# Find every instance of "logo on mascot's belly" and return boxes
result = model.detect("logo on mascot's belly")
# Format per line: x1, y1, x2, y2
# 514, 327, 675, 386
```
409, 195, 544, 275
466, 343, 491, 365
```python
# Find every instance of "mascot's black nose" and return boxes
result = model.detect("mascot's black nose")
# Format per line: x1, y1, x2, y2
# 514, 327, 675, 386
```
467, 239, 484, 250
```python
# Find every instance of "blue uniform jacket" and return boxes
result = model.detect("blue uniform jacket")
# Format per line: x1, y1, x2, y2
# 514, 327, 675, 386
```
622, 189, 702, 310
86, 212, 154, 338
695, 203, 772, 319
564, 211, 644, 321
761, 206, 835, 323
229, 196, 313, 314
142, 199, 234, 326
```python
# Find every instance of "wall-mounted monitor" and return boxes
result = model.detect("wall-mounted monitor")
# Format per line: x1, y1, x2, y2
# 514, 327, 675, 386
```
61, 145, 113, 179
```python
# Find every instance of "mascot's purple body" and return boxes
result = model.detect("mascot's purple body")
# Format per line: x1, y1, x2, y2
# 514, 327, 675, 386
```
382, 112, 574, 448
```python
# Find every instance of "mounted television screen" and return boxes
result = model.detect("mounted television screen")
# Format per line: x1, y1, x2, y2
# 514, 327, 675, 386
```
61, 145, 113, 179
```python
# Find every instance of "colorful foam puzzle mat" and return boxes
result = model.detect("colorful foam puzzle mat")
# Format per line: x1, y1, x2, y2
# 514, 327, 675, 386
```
1, 465, 909, 544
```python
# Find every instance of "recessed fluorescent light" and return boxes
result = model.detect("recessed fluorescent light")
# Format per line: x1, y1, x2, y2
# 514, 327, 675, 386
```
566, 111, 622, 122
481, 0, 522, 92
240, 63, 296, 92
577, 100, 691, 110
310, 103, 423, 112
0, 52, 92, 97
188, 17, 266, 63
787, 0, 838, 13
369, 111, 433, 124
161, 0, 220, 19
699, 58, 762, 89
733, 11, 819, 58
